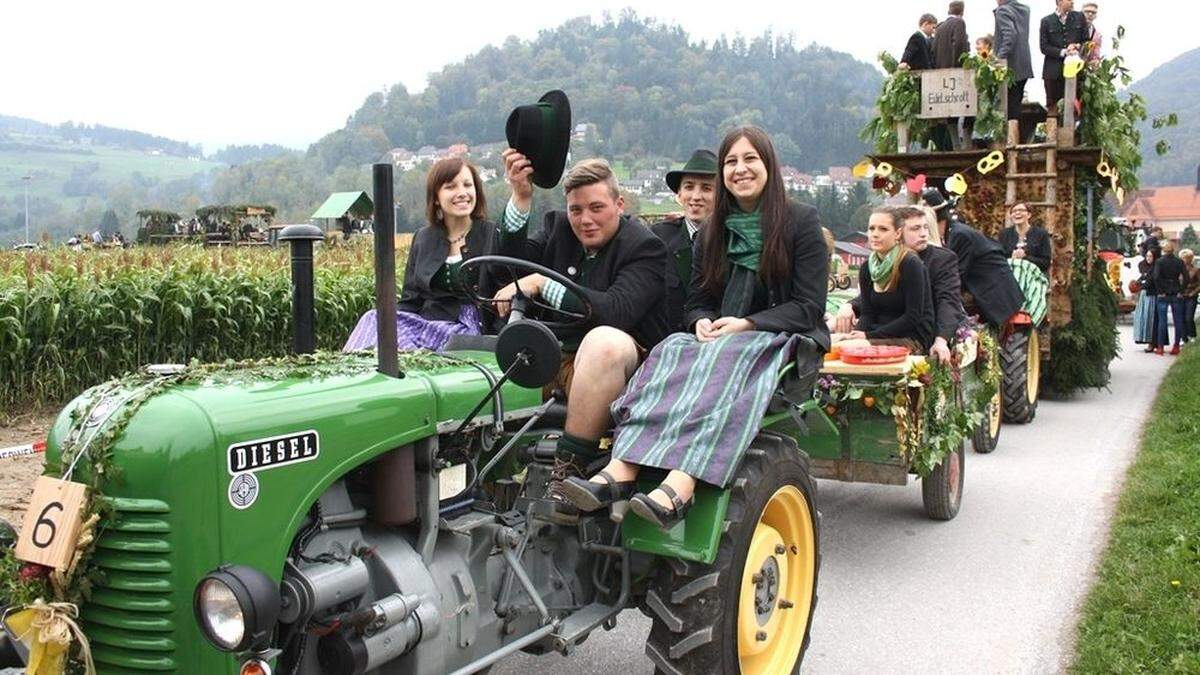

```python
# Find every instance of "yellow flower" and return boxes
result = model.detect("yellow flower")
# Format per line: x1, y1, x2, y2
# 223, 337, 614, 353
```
1171, 580, 1181, 587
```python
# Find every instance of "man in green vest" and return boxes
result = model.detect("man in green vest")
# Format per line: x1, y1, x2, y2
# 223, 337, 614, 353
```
651, 149, 718, 332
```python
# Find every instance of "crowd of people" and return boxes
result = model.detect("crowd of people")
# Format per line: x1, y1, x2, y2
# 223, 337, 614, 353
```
899, 0, 1105, 147
338, 86, 1072, 530
1132, 227, 1200, 355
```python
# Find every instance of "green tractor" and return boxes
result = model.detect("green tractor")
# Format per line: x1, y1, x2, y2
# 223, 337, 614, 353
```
8, 165, 822, 675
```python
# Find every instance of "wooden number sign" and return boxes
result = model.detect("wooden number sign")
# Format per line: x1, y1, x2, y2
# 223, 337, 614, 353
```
15, 476, 89, 570
918, 68, 979, 119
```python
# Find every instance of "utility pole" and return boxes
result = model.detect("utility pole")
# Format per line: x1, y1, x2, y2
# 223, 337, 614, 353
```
22, 175, 31, 245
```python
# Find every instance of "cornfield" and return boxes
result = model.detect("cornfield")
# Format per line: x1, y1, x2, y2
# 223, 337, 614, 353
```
0, 240, 410, 413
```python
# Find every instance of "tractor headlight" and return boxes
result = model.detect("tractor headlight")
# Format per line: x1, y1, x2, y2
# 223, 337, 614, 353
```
194, 565, 280, 653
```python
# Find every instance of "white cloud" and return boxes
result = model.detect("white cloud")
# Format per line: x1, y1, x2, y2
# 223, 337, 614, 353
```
0, 1, 1192, 151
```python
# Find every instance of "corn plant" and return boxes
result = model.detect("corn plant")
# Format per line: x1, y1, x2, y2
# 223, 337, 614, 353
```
0, 241, 408, 413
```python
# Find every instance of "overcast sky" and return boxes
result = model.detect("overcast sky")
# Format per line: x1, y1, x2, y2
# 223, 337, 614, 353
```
2, 1, 1195, 152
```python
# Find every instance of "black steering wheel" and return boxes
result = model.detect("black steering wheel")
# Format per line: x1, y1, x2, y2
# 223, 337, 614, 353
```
459, 255, 594, 330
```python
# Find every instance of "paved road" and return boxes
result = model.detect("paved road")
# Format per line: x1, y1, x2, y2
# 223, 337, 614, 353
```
495, 327, 1171, 674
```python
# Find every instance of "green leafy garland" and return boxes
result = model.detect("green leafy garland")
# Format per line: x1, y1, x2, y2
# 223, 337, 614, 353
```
0, 349, 457, 666
816, 331, 998, 477
861, 52, 931, 153
959, 53, 1014, 144
1078, 26, 1176, 191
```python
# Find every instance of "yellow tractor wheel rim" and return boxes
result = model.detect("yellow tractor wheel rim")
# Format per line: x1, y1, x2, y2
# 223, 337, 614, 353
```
1026, 330, 1040, 404
988, 388, 1002, 437
737, 485, 816, 674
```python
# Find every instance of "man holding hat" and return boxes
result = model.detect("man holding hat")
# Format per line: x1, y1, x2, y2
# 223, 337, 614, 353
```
921, 188, 1023, 327
652, 149, 717, 333
492, 90, 670, 518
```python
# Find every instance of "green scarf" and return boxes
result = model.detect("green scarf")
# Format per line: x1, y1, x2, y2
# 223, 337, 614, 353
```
869, 246, 902, 287
725, 208, 763, 272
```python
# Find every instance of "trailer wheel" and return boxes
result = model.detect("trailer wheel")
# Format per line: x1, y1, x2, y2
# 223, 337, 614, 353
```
1001, 327, 1039, 424
921, 442, 964, 520
971, 388, 1002, 453
644, 433, 819, 675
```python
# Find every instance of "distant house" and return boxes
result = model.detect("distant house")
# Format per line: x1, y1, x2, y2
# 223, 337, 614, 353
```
415, 145, 439, 161
479, 167, 498, 183
828, 166, 854, 185
781, 167, 815, 192
834, 241, 870, 267
618, 180, 645, 196
446, 143, 469, 158
1119, 183, 1200, 241
839, 231, 869, 247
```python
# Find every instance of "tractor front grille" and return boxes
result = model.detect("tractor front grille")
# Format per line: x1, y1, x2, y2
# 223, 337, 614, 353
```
82, 497, 179, 672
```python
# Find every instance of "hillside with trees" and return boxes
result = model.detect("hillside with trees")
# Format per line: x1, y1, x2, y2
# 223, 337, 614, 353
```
1131, 47, 1199, 187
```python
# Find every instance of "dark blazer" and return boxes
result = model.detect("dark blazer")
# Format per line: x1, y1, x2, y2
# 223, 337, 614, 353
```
901, 31, 935, 71
945, 217, 1025, 326
1039, 11, 1090, 81
920, 245, 967, 342
850, 245, 964, 343
856, 252, 936, 350
497, 211, 669, 349
1152, 254, 1188, 297
934, 15, 970, 69
684, 201, 831, 351
999, 225, 1052, 274
399, 220, 495, 324
994, 0, 1034, 80
650, 217, 696, 333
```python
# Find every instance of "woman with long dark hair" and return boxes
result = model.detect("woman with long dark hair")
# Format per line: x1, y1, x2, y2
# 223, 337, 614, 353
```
558, 126, 829, 529
343, 157, 495, 351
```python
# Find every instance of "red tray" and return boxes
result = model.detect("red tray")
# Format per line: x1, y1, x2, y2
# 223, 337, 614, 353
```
838, 344, 910, 365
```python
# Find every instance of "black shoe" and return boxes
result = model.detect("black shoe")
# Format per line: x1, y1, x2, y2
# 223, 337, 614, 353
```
546, 453, 589, 523
629, 484, 693, 531
558, 471, 637, 512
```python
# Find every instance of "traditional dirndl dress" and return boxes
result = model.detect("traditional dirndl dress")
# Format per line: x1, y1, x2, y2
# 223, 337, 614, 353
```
1132, 291, 1156, 344
609, 331, 797, 487
342, 303, 481, 353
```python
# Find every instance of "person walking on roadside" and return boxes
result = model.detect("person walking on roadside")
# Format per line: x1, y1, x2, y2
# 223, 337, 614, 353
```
994, 0, 1034, 129
1179, 248, 1199, 343
1151, 240, 1189, 355
1133, 248, 1159, 350
1040, 0, 1090, 117
900, 13, 938, 71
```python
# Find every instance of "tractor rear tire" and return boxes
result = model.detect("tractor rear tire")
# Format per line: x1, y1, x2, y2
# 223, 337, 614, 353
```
1001, 328, 1040, 424
971, 388, 1002, 454
921, 442, 965, 520
644, 433, 819, 675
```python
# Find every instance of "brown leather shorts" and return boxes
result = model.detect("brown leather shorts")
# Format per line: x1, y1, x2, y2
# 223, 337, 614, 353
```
542, 341, 648, 400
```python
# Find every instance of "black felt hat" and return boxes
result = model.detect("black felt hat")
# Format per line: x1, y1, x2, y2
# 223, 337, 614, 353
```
505, 90, 572, 189
665, 149, 718, 193
920, 187, 949, 211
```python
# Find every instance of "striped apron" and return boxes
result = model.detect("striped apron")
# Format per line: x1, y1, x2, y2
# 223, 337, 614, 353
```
609, 331, 797, 487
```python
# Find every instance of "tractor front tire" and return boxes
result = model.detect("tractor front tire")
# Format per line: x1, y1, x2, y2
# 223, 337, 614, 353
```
644, 433, 819, 675
921, 442, 965, 520
1001, 327, 1040, 424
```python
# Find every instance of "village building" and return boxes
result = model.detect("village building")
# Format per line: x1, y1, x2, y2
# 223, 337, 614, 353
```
834, 240, 870, 267
1119, 181, 1200, 241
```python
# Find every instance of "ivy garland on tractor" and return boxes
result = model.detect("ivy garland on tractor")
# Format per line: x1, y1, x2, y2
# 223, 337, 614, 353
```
0, 351, 453, 671
815, 329, 1000, 477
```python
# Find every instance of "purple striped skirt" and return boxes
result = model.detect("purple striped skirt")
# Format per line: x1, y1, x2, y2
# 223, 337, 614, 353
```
342, 304, 481, 353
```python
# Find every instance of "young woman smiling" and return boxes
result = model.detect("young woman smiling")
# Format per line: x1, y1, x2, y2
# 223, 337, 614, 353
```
835, 206, 935, 353
558, 126, 829, 530
343, 157, 496, 352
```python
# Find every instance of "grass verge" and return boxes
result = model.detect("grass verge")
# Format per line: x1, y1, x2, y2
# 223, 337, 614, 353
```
1072, 344, 1200, 672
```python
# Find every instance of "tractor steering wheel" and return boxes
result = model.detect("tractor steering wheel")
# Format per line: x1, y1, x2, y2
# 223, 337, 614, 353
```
459, 255, 594, 330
